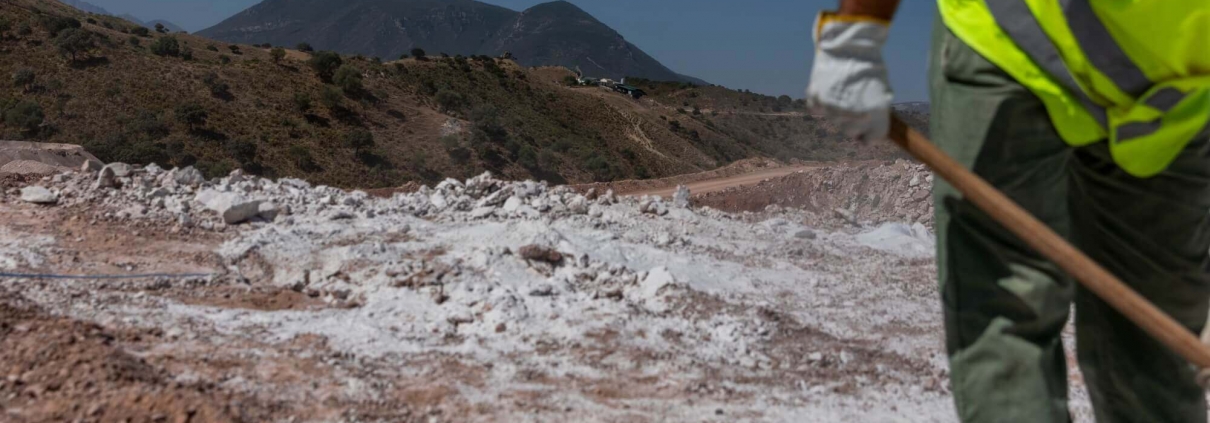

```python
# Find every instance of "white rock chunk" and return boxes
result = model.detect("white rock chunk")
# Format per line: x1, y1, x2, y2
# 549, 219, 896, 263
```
672, 185, 691, 208
195, 189, 262, 224
20, 186, 58, 204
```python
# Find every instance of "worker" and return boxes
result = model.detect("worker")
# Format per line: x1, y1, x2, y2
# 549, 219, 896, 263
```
806, 1, 1210, 422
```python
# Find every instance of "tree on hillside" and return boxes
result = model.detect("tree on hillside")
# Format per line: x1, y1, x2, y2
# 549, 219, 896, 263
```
150, 36, 180, 57
410, 48, 426, 59
344, 129, 374, 152
4, 101, 44, 135
296, 42, 313, 53
174, 103, 208, 131
308, 51, 343, 81
270, 47, 286, 63
131, 26, 149, 37
12, 68, 34, 92
54, 28, 95, 62
154, 23, 166, 33
333, 65, 362, 94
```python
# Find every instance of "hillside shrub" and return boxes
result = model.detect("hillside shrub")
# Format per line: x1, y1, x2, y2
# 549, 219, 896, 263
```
180, 48, 192, 61
293, 92, 312, 113
40, 16, 80, 37
219, 55, 230, 65
344, 129, 374, 152
128, 110, 169, 139
54, 28, 94, 61
227, 45, 242, 55
127, 35, 139, 46
288, 145, 320, 172
174, 103, 207, 130
333, 65, 362, 94
4, 101, 44, 135
225, 139, 257, 166
16, 23, 31, 37
308, 51, 343, 81
154, 23, 166, 33
434, 89, 463, 113
202, 72, 229, 97
150, 36, 180, 57
131, 26, 149, 37
206, 43, 218, 52
319, 86, 342, 110
517, 145, 538, 169
411, 48, 426, 59
270, 47, 286, 63
12, 68, 34, 90
296, 42, 313, 53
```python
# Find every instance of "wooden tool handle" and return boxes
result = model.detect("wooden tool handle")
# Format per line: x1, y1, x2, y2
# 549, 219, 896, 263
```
888, 115, 1210, 368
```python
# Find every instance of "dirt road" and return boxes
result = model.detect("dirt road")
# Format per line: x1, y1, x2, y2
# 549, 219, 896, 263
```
626, 165, 817, 198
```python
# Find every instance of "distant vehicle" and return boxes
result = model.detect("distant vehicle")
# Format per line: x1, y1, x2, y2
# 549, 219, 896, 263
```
613, 84, 646, 99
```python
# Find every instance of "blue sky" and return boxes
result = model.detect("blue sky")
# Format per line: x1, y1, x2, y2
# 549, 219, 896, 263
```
80, 0, 938, 101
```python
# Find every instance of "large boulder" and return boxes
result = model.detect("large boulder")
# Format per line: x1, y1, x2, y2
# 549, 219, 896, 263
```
20, 186, 58, 204
194, 189, 263, 224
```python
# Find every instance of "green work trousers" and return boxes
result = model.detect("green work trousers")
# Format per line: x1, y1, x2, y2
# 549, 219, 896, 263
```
929, 19, 1210, 423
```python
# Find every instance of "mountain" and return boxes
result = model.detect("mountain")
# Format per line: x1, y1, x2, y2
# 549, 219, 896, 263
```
198, 0, 705, 84
58, 0, 109, 15
118, 14, 185, 33
56, 0, 185, 33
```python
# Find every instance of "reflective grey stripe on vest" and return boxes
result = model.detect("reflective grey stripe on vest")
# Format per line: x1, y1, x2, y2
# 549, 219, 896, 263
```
986, 0, 1108, 127
1061, 0, 1152, 98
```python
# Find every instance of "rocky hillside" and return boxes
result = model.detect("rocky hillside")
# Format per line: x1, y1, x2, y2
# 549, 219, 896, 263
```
0, 0, 910, 189
197, 0, 705, 84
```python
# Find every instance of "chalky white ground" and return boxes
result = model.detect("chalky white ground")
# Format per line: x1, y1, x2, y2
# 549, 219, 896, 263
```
0, 163, 1099, 421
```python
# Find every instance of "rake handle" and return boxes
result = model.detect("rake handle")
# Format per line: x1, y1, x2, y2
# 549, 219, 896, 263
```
888, 114, 1210, 369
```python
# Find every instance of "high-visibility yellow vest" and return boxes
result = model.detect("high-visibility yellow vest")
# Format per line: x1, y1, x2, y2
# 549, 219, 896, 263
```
938, 0, 1210, 177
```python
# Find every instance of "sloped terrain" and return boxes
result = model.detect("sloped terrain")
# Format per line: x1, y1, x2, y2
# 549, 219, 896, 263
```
0, 0, 905, 191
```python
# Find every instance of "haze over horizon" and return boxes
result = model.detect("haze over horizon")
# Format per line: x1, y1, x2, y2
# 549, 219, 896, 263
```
70, 0, 937, 102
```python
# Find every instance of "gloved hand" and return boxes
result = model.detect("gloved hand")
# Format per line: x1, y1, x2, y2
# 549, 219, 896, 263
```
806, 11, 894, 142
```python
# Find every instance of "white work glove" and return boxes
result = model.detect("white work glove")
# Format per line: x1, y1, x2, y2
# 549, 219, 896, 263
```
806, 11, 894, 142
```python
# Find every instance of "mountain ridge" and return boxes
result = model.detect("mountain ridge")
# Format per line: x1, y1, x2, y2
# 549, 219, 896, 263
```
198, 0, 706, 85
56, 0, 184, 33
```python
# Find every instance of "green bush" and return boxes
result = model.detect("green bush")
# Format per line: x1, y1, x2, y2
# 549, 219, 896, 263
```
127, 35, 139, 46
12, 68, 34, 90
131, 26, 149, 37
410, 48, 426, 59
219, 55, 231, 65
288, 145, 320, 172
434, 89, 464, 113
308, 51, 343, 81
319, 85, 342, 110
296, 42, 313, 53
333, 65, 362, 94
4, 101, 44, 135
154, 23, 166, 33
206, 43, 218, 52
202, 72, 229, 97
149, 36, 180, 57
225, 139, 257, 165
174, 103, 207, 130
180, 48, 193, 61
517, 145, 538, 169
293, 92, 312, 113
40, 16, 80, 37
270, 47, 286, 63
